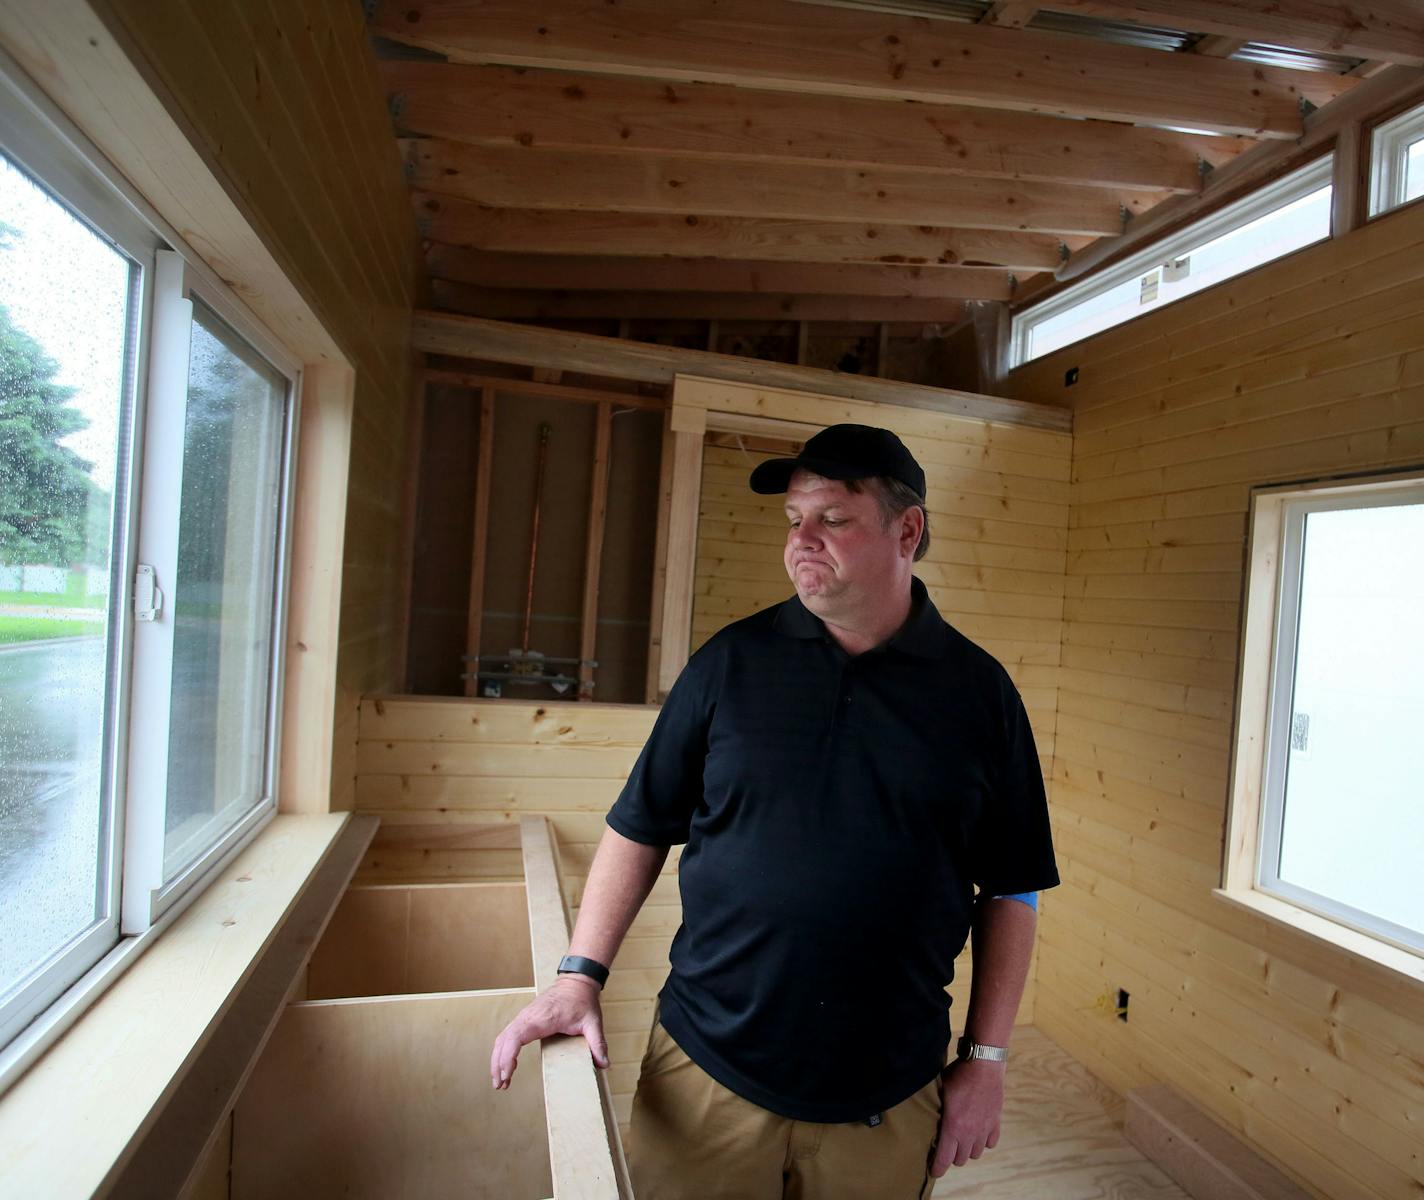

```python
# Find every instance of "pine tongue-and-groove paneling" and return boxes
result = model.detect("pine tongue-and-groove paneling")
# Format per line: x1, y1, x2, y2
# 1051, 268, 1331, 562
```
1010, 199, 1424, 1200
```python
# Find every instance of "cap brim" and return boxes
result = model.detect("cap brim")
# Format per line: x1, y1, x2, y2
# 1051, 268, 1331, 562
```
748, 456, 869, 494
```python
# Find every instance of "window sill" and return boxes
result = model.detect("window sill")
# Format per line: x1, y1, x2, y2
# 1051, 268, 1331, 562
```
1210, 886, 1424, 989
0, 812, 358, 1198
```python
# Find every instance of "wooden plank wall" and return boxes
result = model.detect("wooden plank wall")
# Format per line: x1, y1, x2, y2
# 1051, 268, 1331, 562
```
98, 0, 423, 808
1008, 199, 1424, 1200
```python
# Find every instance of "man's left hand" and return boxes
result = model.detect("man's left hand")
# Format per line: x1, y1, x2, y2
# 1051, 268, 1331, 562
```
928, 1058, 1005, 1176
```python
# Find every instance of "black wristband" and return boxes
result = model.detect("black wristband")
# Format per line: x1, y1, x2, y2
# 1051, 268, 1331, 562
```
557, 954, 609, 989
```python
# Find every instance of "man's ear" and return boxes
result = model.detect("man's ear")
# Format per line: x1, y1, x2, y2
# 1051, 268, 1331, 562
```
900, 505, 924, 556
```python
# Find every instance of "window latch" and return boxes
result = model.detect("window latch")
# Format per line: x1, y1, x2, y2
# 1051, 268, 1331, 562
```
134, 564, 164, 622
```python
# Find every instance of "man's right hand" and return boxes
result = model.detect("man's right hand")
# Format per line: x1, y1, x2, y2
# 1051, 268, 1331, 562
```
490, 974, 611, 1090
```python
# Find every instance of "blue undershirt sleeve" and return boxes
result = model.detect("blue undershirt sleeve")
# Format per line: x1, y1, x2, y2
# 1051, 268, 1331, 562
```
985, 891, 1038, 911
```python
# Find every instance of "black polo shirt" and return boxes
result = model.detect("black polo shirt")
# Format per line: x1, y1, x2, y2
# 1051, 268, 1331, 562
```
606, 575, 1059, 1123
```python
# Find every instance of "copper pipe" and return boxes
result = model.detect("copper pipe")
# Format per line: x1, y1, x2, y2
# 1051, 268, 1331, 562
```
522, 422, 552, 653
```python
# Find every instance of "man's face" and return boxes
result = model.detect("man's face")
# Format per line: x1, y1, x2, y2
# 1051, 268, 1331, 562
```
782, 469, 906, 612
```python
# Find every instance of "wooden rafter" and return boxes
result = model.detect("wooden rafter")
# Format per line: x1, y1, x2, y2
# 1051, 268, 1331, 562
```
1033, 1, 1424, 68
404, 140, 1155, 235
426, 247, 1014, 300
411, 195, 1078, 271
371, 0, 1354, 137
431, 280, 970, 324
410, 310, 1073, 429
379, 61, 1245, 193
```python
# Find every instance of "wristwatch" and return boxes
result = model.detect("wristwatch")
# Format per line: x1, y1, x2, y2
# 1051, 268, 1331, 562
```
956, 1036, 1009, 1063
557, 954, 609, 989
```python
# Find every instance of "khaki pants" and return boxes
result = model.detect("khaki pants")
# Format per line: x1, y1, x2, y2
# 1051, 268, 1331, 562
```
627, 998, 944, 1199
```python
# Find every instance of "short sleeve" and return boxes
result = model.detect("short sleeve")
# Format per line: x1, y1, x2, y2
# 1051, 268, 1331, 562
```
605, 642, 719, 846
970, 679, 1060, 896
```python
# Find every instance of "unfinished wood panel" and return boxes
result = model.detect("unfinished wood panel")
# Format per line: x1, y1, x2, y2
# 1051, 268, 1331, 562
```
1009, 199, 1424, 1200
371, 0, 1352, 136
306, 882, 534, 999
232, 991, 551, 1200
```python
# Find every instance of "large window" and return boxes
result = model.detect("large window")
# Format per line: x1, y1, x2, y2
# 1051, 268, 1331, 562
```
1012, 155, 1334, 365
1368, 99, 1424, 218
1225, 473, 1424, 965
0, 67, 298, 1059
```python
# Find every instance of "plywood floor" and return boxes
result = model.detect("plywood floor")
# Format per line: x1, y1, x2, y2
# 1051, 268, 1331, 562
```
929, 1027, 1190, 1200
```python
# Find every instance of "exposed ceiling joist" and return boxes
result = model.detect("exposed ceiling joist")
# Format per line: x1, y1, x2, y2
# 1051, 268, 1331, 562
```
431, 280, 972, 324
428, 247, 1016, 300
410, 308, 1073, 428
380, 61, 1244, 193
404, 139, 1158, 235
1034, 2, 1424, 68
372, 0, 1353, 137
411, 194, 1081, 270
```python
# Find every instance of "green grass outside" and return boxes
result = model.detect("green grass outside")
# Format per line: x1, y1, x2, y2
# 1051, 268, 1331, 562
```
0, 615, 104, 644
0, 568, 105, 610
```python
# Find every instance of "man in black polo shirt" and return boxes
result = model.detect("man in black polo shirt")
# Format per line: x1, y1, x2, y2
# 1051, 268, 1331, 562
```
491, 424, 1059, 1198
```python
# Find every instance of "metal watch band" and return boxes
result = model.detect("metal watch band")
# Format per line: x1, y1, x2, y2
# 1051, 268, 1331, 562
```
956, 1036, 1009, 1063
557, 953, 609, 989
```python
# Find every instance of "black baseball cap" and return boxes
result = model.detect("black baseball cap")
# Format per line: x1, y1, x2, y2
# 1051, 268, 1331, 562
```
748, 423, 926, 500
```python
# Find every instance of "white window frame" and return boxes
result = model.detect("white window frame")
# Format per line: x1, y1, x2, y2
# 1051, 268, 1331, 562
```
0, 49, 301, 1067
1220, 469, 1424, 978
1367, 99, 1424, 218
121, 250, 300, 933
1011, 154, 1334, 367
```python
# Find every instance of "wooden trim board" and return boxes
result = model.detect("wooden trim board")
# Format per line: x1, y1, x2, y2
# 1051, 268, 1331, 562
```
1125, 1084, 1313, 1200
412, 310, 1072, 431
521, 815, 634, 1200
280, 363, 355, 813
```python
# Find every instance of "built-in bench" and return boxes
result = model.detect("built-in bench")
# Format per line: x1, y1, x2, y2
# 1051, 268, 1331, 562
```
228, 815, 631, 1199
